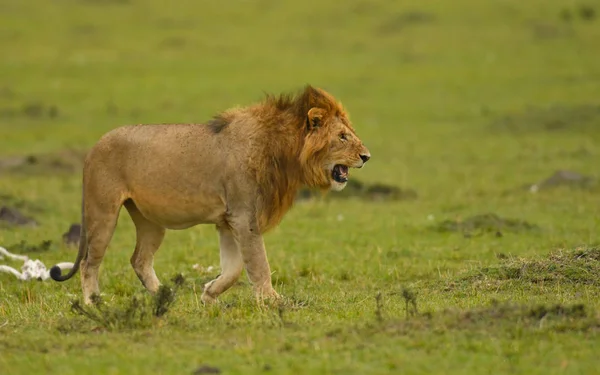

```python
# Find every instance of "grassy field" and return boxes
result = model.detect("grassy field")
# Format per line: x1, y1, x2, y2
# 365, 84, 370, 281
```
1, 0, 600, 374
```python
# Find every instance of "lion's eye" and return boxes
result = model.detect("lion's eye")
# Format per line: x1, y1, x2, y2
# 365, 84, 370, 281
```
340, 133, 348, 141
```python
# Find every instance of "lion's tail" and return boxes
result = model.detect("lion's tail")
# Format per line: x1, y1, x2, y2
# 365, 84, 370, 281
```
50, 195, 87, 282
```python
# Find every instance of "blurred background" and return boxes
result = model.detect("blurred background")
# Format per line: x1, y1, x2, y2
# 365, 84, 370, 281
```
2, 3, 600, 373
0, 0, 599, 249
1, 0, 599, 168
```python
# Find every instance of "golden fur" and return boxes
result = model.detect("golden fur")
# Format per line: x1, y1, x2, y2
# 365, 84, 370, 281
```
50, 85, 371, 305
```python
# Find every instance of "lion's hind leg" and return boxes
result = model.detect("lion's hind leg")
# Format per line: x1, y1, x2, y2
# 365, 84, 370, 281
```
124, 199, 165, 293
201, 225, 244, 304
80, 197, 122, 305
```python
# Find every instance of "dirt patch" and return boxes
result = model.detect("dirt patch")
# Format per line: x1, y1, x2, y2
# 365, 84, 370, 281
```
62, 223, 81, 247
71, 24, 97, 35
525, 170, 596, 192
0, 101, 59, 120
433, 213, 539, 237
0, 87, 16, 99
377, 11, 435, 34
159, 37, 187, 49
6, 240, 53, 254
377, 300, 598, 335
490, 104, 600, 133
533, 4, 596, 40
579, 5, 597, 20
442, 301, 593, 331
363, 183, 417, 201
79, 0, 130, 4
193, 365, 221, 374
0, 206, 38, 227
0, 193, 45, 213
0, 149, 87, 175
297, 179, 417, 202
560, 5, 596, 22
454, 247, 600, 290
531, 23, 573, 40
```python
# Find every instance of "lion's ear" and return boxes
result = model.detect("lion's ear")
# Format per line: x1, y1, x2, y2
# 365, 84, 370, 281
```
307, 107, 326, 130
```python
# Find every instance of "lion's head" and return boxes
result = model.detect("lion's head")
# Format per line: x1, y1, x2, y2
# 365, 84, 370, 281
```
210, 85, 373, 232
295, 87, 371, 191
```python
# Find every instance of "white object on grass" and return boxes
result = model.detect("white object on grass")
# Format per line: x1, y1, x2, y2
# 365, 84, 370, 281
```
192, 264, 216, 274
0, 246, 74, 281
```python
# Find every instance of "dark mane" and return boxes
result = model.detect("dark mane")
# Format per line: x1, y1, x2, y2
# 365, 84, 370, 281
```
206, 115, 230, 134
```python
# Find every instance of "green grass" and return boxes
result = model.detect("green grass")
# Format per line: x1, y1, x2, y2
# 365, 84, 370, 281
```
1, 0, 600, 374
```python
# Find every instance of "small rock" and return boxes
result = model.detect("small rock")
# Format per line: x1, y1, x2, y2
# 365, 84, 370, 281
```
193, 365, 221, 374
434, 213, 539, 235
579, 5, 596, 21
528, 170, 595, 192
62, 223, 81, 247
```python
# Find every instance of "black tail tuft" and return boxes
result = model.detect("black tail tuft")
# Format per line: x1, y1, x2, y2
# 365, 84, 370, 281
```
50, 265, 64, 281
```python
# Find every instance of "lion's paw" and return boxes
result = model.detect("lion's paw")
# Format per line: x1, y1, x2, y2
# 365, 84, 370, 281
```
201, 291, 217, 305
254, 287, 281, 304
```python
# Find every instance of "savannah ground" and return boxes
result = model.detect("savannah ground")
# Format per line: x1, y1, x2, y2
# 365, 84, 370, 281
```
1, 0, 600, 374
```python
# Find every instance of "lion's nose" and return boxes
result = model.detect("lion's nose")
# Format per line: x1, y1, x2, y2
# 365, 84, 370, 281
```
360, 153, 371, 163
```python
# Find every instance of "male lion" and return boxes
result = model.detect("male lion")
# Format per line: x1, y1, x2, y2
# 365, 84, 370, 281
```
50, 85, 371, 305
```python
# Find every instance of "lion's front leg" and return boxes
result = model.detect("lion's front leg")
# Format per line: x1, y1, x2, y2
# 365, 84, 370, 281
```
231, 218, 280, 303
201, 225, 244, 305
243, 241, 280, 303
243, 236, 280, 302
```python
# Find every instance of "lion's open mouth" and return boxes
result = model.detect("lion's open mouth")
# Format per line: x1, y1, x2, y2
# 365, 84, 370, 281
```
332, 164, 349, 183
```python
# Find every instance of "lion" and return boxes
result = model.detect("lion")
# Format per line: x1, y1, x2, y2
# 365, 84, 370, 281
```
49, 85, 371, 305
